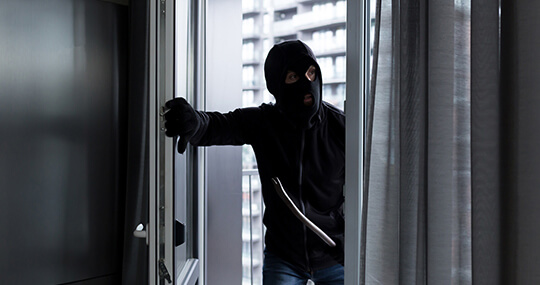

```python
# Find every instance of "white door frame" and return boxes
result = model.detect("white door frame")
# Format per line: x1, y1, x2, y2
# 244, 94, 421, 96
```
149, 0, 204, 284
148, 0, 370, 283
149, 0, 177, 283
345, 0, 370, 284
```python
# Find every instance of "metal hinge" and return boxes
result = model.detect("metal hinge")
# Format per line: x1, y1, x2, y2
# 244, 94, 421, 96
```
159, 258, 172, 283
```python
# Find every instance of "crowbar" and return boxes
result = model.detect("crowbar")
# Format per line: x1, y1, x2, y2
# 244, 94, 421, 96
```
271, 177, 336, 247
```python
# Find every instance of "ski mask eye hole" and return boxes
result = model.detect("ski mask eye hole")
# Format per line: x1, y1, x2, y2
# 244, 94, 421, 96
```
284, 65, 317, 84
285, 71, 299, 84
305, 65, 317, 82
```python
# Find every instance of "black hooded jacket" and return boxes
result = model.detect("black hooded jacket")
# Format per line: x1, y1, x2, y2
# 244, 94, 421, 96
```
190, 40, 345, 271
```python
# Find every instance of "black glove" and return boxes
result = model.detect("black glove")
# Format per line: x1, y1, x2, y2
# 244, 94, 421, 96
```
164, 97, 201, 153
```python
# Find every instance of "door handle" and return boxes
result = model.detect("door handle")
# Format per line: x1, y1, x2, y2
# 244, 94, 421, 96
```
133, 223, 149, 245
175, 220, 185, 247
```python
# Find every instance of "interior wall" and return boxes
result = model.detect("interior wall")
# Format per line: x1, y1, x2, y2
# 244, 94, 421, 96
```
205, 0, 244, 283
0, 1, 127, 284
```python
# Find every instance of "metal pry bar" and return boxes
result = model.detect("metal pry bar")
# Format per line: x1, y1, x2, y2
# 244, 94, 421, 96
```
271, 177, 336, 247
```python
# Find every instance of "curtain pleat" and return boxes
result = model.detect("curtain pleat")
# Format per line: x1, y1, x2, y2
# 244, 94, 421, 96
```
500, 1, 540, 284
470, 0, 501, 284
398, 0, 427, 283
363, 0, 401, 283
427, 1, 472, 283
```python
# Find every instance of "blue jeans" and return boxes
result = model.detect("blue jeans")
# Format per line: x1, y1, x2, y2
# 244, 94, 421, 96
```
262, 250, 344, 285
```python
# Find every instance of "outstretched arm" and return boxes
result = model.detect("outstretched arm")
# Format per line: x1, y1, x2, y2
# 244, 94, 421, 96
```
163, 97, 259, 153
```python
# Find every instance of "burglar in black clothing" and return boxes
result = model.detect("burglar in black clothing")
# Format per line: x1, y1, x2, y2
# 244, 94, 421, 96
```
164, 40, 345, 284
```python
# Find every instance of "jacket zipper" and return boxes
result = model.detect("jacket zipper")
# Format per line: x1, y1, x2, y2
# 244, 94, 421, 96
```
298, 130, 311, 273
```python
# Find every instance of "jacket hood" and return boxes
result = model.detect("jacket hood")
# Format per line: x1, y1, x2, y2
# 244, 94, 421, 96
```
264, 40, 324, 128
264, 40, 323, 97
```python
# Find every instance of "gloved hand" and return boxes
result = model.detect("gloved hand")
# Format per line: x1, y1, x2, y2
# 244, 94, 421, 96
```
163, 97, 201, 153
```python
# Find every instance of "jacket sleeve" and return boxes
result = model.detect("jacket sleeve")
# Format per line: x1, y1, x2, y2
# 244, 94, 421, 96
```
189, 107, 261, 146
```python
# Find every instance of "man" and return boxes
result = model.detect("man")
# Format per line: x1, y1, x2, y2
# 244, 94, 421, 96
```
164, 40, 345, 284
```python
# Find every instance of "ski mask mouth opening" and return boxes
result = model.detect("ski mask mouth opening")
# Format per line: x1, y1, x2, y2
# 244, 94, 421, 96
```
264, 40, 323, 128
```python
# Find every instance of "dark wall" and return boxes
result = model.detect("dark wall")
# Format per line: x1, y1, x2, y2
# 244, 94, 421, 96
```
0, 1, 128, 284
501, 0, 540, 284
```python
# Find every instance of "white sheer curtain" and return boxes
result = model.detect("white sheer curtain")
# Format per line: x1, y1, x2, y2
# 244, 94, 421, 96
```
362, 0, 473, 283
361, 0, 540, 284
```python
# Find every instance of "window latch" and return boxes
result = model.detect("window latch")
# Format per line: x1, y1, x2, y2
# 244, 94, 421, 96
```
159, 258, 172, 283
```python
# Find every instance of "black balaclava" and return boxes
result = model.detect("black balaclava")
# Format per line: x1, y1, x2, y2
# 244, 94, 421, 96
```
264, 40, 323, 129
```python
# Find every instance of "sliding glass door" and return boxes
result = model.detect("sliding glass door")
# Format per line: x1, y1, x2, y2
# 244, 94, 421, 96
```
148, 0, 200, 284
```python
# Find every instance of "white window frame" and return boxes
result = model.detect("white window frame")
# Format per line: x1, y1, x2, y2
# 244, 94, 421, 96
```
345, 0, 370, 284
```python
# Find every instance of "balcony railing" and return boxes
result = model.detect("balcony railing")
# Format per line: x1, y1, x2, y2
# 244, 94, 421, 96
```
242, 169, 265, 285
